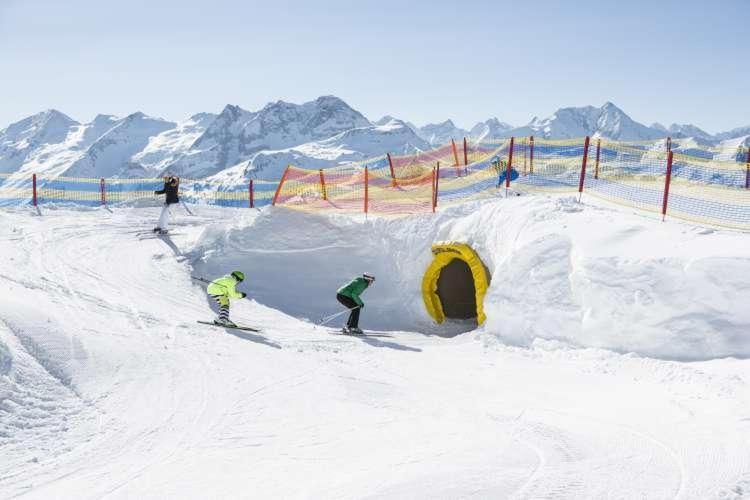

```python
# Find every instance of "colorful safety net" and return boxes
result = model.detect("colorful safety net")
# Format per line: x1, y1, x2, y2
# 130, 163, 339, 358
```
1, 137, 748, 231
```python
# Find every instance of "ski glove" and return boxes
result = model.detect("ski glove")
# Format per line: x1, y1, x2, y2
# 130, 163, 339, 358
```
240, 292, 247, 298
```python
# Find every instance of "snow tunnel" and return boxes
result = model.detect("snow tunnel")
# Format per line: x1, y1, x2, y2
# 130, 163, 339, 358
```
422, 242, 490, 326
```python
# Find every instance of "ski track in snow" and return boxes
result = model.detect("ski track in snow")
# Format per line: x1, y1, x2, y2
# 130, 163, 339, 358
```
0, 202, 748, 499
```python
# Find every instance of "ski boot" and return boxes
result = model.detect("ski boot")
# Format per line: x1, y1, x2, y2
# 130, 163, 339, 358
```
153, 227, 161, 233
214, 318, 237, 328
348, 327, 364, 335
157, 229, 169, 235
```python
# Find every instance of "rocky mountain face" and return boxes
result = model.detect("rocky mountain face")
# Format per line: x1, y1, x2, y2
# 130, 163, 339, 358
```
168, 96, 371, 178
220, 118, 432, 182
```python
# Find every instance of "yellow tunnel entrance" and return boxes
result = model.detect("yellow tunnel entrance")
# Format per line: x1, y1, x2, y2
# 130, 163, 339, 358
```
422, 242, 490, 325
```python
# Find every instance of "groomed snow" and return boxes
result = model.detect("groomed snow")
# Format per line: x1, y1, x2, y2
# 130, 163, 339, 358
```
1, 195, 749, 499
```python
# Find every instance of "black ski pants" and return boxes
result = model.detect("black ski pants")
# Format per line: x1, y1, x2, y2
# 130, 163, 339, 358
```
336, 293, 361, 328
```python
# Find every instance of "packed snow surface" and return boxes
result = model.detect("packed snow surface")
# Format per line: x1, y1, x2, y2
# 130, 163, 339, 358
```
1, 194, 749, 499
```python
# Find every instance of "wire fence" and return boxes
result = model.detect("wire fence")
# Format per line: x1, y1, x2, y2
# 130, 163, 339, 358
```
0, 174, 279, 209
1, 137, 748, 230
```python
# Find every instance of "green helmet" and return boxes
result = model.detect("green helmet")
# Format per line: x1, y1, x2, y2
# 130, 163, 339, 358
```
231, 270, 245, 282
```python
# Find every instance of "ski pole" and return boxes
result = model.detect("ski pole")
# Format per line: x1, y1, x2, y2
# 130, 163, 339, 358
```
191, 275, 249, 298
191, 275, 223, 287
317, 307, 360, 326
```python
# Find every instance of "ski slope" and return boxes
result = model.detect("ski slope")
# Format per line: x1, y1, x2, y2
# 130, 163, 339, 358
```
1, 197, 749, 499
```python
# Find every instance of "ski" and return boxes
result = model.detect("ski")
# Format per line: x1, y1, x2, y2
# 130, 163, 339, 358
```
329, 329, 392, 338
197, 320, 261, 333
138, 232, 184, 240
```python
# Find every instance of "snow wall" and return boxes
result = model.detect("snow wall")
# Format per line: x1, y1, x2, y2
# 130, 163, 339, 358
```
191, 194, 750, 360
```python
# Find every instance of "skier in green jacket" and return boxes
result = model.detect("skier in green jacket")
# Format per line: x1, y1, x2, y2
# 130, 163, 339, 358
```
336, 273, 375, 334
207, 271, 247, 327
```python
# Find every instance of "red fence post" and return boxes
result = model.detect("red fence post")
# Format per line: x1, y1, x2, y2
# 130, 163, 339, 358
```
662, 151, 674, 221
249, 180, 254, 208
434, 161, 440, 212
578, 136, 591, 201
594, 139, 601, 179
431, 166, 436, 213
32, 173, 37, 207
100, 178, 106, 205
463, 137, 468, 166
666, 136, 672, 153
387, 153, 396, 187
364, 167, 369, 214
529, 135, 534, 174
505, 137, 515, 191
319, 169, 327, 201
272, 166, 291, 206
451, 139, 460, 168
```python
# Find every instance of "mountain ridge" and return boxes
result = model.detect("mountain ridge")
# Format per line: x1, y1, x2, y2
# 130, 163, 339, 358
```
1, 98, 747, 181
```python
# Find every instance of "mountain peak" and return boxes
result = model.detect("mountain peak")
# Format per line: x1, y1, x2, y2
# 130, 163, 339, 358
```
314, 95, 347, 106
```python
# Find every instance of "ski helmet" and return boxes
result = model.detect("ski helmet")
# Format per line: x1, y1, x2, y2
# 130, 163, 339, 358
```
231, 270, 245, 282
363, 272, 375, 282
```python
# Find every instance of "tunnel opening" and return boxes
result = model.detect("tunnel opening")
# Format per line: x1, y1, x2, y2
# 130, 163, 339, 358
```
422, 242, 490, 329
436, 259, 477, 321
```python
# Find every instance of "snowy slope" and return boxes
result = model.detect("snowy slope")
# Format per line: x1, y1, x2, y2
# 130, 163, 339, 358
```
131, 113, 217, 175
0, 196, 749, 498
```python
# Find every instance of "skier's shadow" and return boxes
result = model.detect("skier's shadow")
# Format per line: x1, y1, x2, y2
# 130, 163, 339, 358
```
354, 337, 421, 352
156, 235, 182, 257
224, 328, 282, 350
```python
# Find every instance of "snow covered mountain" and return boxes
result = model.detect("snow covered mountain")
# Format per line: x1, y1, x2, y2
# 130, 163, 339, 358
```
167, 96, 371, 178
469, 118, 514, 142
207, 118, 431, 184
0, 110, 178, 179
667, 123, 715, 144
63, 113, 176, 178
375, 115, 421, 136
716, 125, 750, 141
132, 113, 217, 175
0, 110, 79, 174
2, 98, 747, 183
417, 120, 470, 146
508, 102, 665, 141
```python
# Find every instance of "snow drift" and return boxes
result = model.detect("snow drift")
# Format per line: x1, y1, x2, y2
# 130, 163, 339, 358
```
192, 194, 750, 360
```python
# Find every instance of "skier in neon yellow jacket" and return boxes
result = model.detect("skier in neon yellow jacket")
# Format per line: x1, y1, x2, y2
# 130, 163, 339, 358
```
207, 271, 246, 327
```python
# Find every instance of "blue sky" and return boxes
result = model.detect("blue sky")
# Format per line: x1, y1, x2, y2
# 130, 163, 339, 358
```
1, 0, 747, 133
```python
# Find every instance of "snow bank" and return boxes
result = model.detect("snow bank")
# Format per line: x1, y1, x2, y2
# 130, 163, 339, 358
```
193, 194, 750, 359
